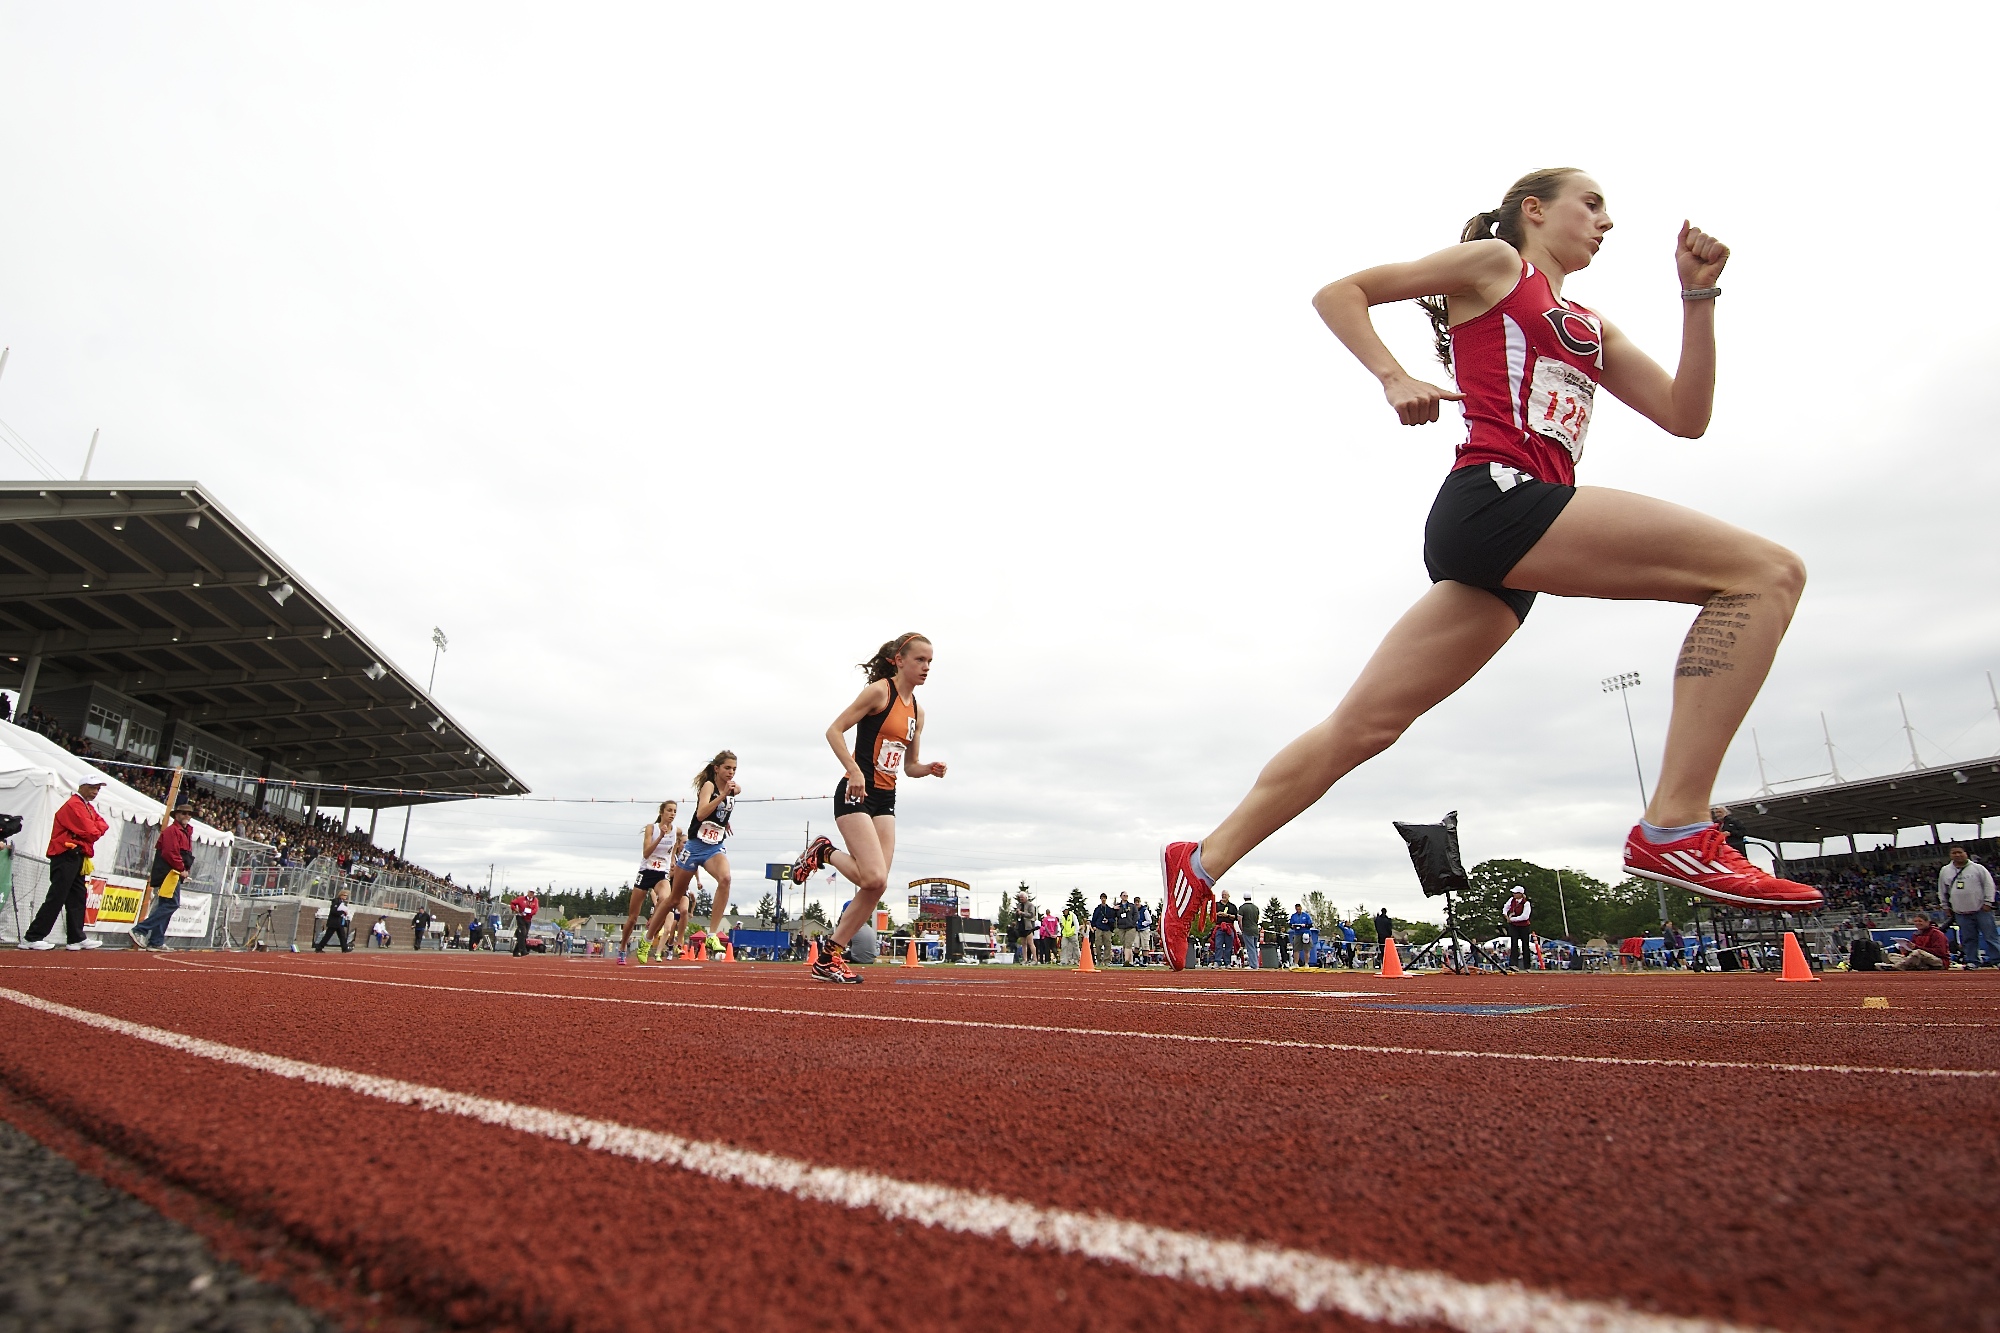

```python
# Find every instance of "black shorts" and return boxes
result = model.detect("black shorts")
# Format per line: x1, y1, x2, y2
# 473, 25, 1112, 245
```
1423, 463, 1575, 624
834, 778, 896, 819
636, 869, 668, 891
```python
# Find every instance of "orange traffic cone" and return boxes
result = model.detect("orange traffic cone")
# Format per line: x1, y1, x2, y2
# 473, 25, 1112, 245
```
724, 938, 736, 962
1377, 937, 1405, 979
903, 939, 921, 968
1778, 931, 1819, 983
1077, 936, 1096, 973
804, 938, 818, 971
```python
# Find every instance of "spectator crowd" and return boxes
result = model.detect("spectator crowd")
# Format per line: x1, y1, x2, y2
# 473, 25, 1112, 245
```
11, 703, 469, 903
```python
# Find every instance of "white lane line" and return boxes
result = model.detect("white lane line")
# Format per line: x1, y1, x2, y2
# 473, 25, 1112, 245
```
162, 960, 2000, 1080
0, 985, 1764, 1333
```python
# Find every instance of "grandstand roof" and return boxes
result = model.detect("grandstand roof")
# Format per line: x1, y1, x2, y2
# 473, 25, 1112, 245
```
1722, 757, 2000, 847
0, 481, 523, 808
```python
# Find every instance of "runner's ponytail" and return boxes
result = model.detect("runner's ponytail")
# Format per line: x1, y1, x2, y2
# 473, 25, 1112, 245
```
859, 633, 931, 683
1419, 168, 1583, 369
691, 750, 737, 793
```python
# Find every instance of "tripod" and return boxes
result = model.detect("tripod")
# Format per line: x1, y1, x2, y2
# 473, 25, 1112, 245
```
1439, 890, 1511, 976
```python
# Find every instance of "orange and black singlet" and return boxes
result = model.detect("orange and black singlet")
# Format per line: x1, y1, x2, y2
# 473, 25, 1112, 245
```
854, 683, 917, 790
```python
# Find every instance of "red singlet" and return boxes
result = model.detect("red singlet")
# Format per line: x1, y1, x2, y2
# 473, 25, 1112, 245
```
1448, 258, 1603, 487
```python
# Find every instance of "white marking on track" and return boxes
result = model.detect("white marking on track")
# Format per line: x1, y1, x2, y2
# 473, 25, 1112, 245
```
157, 960, 2000, 1080
0, 985, 1766, 1333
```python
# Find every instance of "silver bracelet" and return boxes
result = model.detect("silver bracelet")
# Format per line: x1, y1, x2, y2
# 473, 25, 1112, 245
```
1681, 286, 1721, 301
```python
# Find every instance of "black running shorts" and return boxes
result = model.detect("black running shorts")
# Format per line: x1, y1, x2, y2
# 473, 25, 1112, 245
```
1423, 463, 1575, 624
636, 869, 668, 891
833, 778, 896, 819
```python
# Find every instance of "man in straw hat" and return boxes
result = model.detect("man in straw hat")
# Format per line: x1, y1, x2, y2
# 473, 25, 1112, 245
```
130, 801, 196, 951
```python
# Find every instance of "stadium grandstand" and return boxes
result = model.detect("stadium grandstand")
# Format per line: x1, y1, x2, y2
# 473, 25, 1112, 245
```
1725, 756, 2000, 920
0, 480, 524, 942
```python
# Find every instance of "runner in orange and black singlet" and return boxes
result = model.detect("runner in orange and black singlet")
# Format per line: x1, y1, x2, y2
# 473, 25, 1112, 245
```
840, 679, 917, 818
788, 632, 946, 983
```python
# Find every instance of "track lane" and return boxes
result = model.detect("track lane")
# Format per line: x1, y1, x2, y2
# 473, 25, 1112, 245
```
2, 956, 1992, 1329
0, 984, 1758, 1333
147, 957, 2000, 1073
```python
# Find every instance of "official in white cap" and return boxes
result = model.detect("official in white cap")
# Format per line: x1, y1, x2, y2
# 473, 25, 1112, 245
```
1503, 884, 1534, 971
21, 777, 112, 951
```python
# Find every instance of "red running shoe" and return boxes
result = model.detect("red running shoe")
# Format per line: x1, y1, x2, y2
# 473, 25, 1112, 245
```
1622, 824, 1824, 911
790, 836, 836, 885
1158, 842, 1214, 971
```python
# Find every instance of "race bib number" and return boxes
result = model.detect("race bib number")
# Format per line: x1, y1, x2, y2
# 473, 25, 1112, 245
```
696, 820, 727, 844
875, 738, 907, 773
644, 856, 671, 872
1528, 359, 1594, 462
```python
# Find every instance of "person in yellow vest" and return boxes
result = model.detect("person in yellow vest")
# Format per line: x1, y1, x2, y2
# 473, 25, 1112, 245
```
130, 801, 196, 951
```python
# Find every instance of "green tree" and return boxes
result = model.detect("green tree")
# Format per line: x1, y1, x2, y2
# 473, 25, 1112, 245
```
1463, 859, 1694, 942
691, 886, 714, 918
754, 892, 775, 924
1398, 918, 1440, 946
1351, 906, 1376, 943
1263, 898, 1285, 945
1064, 888, 1088, 919
1305, 890, 1337, 927
802, 901, 830, 927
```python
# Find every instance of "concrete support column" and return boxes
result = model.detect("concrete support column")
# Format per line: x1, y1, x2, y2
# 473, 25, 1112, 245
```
15, 633, 47, 714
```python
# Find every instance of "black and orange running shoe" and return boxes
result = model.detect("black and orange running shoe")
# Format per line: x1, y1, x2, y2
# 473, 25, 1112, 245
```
791, 835, 836, 885
811, 938, 863, 984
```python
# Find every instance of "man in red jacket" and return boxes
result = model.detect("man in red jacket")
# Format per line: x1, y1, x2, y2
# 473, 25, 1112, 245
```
130, 801, 195, 951
509, 892, 539, 956
22, 779, 112, 951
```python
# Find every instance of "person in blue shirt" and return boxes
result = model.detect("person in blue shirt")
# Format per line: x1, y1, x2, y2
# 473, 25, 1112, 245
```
1339, 918, 1358, 968
1287, 905, 1316, 969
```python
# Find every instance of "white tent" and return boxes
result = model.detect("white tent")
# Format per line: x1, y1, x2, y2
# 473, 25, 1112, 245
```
0, 720, 231, 868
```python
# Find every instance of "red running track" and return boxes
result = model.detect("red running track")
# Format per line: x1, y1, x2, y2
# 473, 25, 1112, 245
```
1, 951, 1995, 1331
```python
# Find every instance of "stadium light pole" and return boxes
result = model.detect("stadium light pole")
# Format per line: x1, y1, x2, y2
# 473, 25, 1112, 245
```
402, 628, 448, 860
1601, 673, 1649, 808
1602, 672, 1667, 923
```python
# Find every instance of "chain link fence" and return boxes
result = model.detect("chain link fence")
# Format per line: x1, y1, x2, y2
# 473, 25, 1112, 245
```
2, 831, 483, 951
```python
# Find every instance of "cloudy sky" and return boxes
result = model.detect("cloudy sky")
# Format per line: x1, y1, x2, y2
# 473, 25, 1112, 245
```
1, 4, 1993, 923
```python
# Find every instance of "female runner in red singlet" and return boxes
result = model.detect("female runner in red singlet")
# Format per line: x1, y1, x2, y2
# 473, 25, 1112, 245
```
1158, 168, 1819, 971
788, 633, 946, 983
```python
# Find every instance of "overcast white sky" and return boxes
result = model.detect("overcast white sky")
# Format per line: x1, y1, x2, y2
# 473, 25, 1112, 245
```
2, 3, 1994, 923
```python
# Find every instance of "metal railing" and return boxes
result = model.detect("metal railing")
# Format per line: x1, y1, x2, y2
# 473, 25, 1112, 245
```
221, 840, 476, 917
